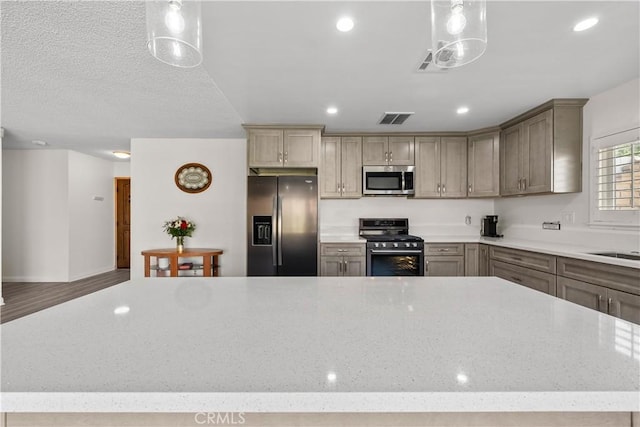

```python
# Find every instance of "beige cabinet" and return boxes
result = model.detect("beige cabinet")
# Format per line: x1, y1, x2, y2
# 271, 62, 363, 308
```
488, 246, 557, 295
556, 257, 639, 324
245, 126, 323, 168
320, 136, 362, 198
557, 276, 640, 324
414, 136, 467, 198
320, 243, 365, 277
490, 260, 557, 296
425, 243, 464, 276
467, 130, 500, 197
465, 243, 489, 276
499, 99, 586, 196
362, 136, 414, 166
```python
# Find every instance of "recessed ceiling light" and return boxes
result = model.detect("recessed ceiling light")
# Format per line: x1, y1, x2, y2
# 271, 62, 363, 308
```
112, 151, 131, 159
327, 107, 338, 115
457, 106, 469, 114
336, 17, 354, 32
573, 17, 598, 32
32, 140, 48, 146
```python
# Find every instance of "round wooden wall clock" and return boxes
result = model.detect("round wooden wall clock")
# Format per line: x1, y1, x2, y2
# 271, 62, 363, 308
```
174, 163, 212, 193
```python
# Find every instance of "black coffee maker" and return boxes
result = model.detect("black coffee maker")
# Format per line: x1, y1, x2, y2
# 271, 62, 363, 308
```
481, 215, 502, 237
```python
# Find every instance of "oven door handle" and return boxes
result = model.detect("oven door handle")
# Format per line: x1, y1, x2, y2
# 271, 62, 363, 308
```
369, 250, 424, 254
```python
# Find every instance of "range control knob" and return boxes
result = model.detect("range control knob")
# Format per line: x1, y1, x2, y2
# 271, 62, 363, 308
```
412, 243, 418, 247
405, 243, 411, 247
393, 243, 399, 248
381, 242, 387, 248
374, 242, 379, 248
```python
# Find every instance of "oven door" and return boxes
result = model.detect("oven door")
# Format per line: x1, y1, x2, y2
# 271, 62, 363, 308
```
367, 249, 424, 276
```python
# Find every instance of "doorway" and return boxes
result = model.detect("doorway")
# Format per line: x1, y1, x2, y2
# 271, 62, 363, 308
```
115, 178, 131, 268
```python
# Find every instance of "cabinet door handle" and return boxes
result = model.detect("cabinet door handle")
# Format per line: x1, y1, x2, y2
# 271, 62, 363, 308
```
342, 183, 345, 193
344, 260, 348, 273
425, 260, 429, 272
597, 294, 602, 311
385, 151, 389, 162
442, 184, 446, 194
284, 151, 288, 163
279, 152, 283, 162
337, 183, 341, 193
437, 184, 441, 194
607, 297, 612, 313
338, 260, 342, 273
522, 178, 526, 190
389, 151, 393, 163
468, 184, 472, 193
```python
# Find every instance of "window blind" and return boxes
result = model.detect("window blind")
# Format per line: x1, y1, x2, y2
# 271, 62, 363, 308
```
597, 140, 640, 210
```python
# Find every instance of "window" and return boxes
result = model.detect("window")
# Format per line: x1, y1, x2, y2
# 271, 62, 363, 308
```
596, 141, 640, 210
590, 127, 640, 226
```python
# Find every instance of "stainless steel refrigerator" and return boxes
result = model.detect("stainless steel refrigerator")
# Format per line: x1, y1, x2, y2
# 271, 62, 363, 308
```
247, 176, 318, 276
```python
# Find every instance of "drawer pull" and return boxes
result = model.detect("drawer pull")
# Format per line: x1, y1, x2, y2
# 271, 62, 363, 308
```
510, 276, 522, 283
437, 248, 450, 252
511, 256, 523, 261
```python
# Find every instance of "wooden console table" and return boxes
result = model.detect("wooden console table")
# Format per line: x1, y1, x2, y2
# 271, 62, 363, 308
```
141, 248, 224, 277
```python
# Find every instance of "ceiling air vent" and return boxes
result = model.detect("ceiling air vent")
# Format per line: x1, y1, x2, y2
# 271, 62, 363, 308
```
379, 112, 414, 125
416, 49, 449, 73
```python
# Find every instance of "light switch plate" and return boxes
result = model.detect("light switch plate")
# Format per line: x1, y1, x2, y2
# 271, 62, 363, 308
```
542, 221, 561, 230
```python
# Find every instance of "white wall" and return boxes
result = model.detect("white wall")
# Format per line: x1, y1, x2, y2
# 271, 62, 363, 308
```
113, 161, 130, 177
321, 198, 495, 237
0, 132, 3, 303
2, 150, 70, 281
68, 151, 116, 280
495, 78, 640, 251
130, 138, 247, 278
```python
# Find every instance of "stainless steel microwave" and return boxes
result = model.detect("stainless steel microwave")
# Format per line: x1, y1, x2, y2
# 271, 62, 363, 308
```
362, 166, 415, 196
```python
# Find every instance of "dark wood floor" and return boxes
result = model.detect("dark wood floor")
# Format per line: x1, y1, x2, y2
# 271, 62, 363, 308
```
1, 269, 130, 324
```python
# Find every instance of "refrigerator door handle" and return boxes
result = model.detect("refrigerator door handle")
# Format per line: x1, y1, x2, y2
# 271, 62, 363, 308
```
272, 195, 278, 267
277, 195, 283, 266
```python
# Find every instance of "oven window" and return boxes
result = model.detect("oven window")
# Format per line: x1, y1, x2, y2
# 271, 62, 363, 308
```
370, 254, 421, 276
366, 173, 402, 190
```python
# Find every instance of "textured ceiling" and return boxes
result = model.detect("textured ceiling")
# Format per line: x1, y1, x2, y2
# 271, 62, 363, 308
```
1, 1, 639, 160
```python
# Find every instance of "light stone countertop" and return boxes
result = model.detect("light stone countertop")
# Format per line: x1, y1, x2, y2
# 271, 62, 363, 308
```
1, 276, 639, 412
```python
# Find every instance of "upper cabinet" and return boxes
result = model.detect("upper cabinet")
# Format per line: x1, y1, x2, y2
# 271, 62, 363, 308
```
244, 125, 323, 168
362, 136, 414, 166
414, 136, 467, 198
320, 136, 362, 198
499, 99, 587, 196
468, 129, 500, 197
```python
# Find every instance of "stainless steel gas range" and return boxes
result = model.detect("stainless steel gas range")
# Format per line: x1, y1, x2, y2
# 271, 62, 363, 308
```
359, 218, 424, 276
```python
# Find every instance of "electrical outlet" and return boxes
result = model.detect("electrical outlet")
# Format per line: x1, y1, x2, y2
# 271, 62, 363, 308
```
561, 212, 575, 224
465, 215, 471, 225
542, 221, 561, 230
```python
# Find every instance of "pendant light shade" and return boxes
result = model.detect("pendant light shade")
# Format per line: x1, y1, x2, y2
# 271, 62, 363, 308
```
146, 0, 202, 68
431, 0, 487, 68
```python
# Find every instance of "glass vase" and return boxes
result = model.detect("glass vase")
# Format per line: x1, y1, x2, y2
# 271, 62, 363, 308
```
176, 236, 184, 253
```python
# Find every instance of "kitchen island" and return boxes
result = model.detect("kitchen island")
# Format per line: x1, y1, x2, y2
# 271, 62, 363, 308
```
1, 276, 639, 426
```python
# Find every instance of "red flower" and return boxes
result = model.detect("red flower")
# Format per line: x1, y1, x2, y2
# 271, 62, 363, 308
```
180, 220, 187, 230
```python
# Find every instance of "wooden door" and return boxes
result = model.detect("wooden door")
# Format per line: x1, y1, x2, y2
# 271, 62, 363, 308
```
556, 276, 608, 312
341, 136, 363, 198
425, 256, 464, 276
344, 257, 366, 277
388, 136, 415, 165
464, 244, 479, 276
284, 129, 320, 167
468, 132, 499, 197
320, 137, 341, 198
414, 136, 441, 197
320, 256, 343, 276
607, 289, 640, 324
440, 136, 467, 198
500, 124, 523, 195
362, 136, 389, 165
478, 244, 489, 276
116, 178, 131, 268
248, 129, 283, 167
523, 109, 553, 194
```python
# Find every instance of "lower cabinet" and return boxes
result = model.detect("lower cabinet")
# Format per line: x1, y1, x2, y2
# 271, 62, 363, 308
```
557, 275, 640, 324
490, 260, 556, 296
320, 243, 365, 277
425, 243, 464, 276
464, 243, 489, 276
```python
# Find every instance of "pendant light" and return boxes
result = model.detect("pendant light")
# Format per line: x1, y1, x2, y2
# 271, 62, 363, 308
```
146, 0, 202, 68
431, 0, 487, 68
